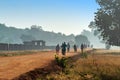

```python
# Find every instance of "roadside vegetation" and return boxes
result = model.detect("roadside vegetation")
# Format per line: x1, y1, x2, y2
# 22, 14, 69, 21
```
11, 51, 120, 80
37, 52, 120, 80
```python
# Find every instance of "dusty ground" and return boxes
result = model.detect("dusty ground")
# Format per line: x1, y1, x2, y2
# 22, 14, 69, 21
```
0, 50, 81, 80
93, 49, 120, 54
0, 48, 119, 80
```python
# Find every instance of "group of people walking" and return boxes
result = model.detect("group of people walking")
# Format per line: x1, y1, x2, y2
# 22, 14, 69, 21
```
56, 42, 69, 55
56, 42, 89, 55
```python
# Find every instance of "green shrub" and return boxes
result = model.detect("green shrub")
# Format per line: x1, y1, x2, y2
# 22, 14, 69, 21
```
55, 55, 68, 69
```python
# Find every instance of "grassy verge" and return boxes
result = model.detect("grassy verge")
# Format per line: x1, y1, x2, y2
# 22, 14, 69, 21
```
37, 53, 120, 80
13, 52, 120, 80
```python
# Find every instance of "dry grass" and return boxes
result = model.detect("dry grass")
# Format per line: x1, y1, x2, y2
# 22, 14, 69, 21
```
0, 50, 79, 80
0, 50, 51, 57
40, 52, 120, 80
0, 49, 120, 80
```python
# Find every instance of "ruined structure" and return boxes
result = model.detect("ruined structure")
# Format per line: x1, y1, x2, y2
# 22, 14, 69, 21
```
0, 40, 49, 51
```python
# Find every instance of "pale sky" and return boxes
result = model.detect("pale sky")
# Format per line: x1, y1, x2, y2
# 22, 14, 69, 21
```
0, 0, 99, 35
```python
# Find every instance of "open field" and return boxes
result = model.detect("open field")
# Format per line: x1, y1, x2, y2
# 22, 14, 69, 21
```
0, 48, 120, 80
0, 51, 54, 80
0, 49, 84, 80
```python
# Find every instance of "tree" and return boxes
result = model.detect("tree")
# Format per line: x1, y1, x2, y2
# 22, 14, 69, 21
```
105, 44, 111, 49
75, 35, 90, 46
94, 0, 120, 46
88, 21, 100, 36
31, 25, 43, 31
20, 34, 36, 42
89, 21, 112, 49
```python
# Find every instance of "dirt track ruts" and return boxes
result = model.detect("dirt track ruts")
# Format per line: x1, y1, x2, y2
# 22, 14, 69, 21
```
0, 50, 80, 80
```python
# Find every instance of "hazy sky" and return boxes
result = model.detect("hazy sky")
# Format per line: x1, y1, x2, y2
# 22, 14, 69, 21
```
0, 0, 99, 35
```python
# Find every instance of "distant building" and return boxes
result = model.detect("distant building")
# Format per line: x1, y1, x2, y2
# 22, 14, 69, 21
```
0, 40, 46, 51
23, 40, 46, 46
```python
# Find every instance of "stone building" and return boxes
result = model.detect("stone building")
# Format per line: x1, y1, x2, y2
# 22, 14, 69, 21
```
0, 40, 46, 50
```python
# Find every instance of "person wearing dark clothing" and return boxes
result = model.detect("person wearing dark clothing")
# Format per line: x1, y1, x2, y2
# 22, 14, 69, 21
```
67, 43, 70, 52
91, 45, 93, 48
61, 42, 67, 55
56, 44, 60, 55
73, 44, 77, 52
81, 44, 84, 53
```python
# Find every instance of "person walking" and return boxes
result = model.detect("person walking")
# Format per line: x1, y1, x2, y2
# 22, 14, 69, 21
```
67, 43, 70, 52
61, 42, 67, 55
81, 44, 84, 54
73, 44, 77, 52
56, 44, 60, 55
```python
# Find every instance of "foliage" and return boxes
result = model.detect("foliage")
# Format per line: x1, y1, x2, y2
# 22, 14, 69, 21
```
0, 23, 75, 45
75, 35, 90, 45
105, 44, 111, 49
94, 0, 120, 46
46, 54, 120, 80
20, 34, 36, 41
55, 55, 68, 69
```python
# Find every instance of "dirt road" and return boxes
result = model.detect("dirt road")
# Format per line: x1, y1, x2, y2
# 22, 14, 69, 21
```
0, 48, 118, 80
0, 50, 79, 80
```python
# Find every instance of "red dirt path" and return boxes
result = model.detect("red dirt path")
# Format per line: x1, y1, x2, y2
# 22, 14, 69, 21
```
0, 50, 78, 80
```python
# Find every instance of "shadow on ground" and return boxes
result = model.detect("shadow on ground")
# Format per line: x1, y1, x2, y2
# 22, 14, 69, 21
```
12, 49, 94, 80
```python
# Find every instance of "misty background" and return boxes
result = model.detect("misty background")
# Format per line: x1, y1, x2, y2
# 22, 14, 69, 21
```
0, 0, 103, 48
0, 23, 105, 48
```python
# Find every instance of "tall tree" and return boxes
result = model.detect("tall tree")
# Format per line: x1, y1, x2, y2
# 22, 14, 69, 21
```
20, 34, 36, 42
94, 0, 120, 46
75, 35, 90, 46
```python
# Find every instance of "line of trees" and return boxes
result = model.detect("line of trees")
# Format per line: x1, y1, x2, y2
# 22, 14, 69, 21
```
0, 24, 90, 46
